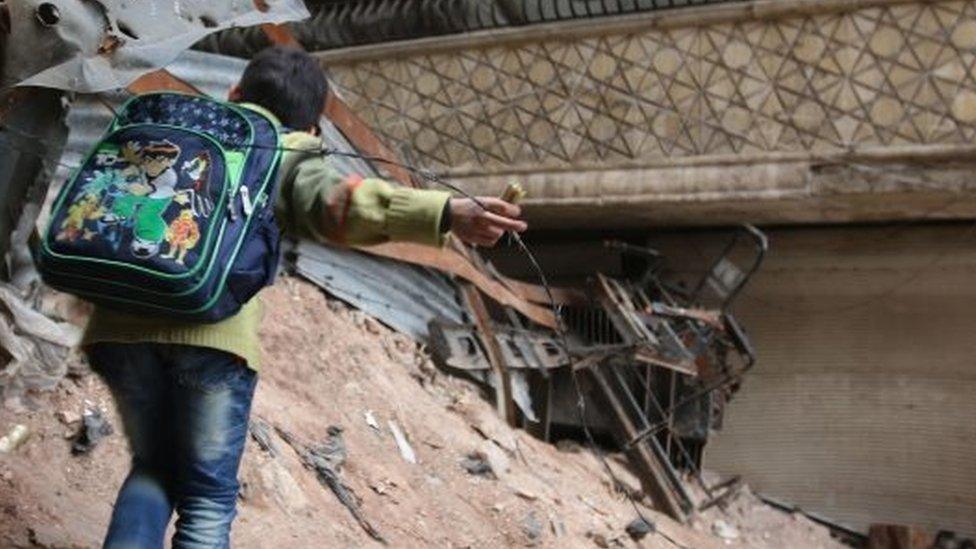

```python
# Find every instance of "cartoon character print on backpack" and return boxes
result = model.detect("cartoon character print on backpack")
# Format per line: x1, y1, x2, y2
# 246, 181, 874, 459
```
99, 140, 192, 259
55, 146, 126, 244
57, 138, 212, 265
161, 209, 200, 265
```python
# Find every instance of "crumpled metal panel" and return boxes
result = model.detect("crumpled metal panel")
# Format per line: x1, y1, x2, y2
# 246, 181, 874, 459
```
3, 0, 308, 92
294, 241, 464, 341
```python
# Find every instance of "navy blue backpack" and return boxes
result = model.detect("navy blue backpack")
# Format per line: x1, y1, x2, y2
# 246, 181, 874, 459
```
37, 92, 284, 322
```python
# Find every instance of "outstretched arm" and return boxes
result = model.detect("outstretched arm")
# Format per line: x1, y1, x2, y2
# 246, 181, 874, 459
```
276, 133, 526, 248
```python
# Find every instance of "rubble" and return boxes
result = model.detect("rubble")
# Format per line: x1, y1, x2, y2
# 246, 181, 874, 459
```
0, 281, 849, 547
0, 424, 28, 453
459, 452, 494, 478
70, 407, 113, 455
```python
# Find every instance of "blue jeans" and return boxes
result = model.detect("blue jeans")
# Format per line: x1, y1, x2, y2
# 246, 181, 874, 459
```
87, 343, 257, 549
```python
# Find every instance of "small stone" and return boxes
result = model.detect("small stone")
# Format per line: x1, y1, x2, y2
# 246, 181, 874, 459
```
460, 451, 494, 478
588, 531, 610, 548
363, 316, 381, 335
56, 410, 81, 426
625, 517, 655, 540
522, 511, 543, 544
712, 519, 740, 540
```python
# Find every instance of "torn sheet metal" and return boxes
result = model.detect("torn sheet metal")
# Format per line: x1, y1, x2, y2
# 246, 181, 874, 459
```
294, 241, 464, 341
4, 0, 308, 92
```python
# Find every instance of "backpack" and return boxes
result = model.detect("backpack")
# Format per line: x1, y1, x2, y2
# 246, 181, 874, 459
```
36, 92, 284, 322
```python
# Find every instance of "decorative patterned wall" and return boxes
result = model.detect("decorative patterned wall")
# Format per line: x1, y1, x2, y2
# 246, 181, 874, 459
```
323, 0, 976, 176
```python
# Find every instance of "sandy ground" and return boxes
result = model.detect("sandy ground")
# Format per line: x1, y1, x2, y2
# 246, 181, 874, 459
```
0, 277, 847, 548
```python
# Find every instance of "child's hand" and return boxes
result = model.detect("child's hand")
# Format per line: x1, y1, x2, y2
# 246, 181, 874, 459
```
449, 197, 527, 247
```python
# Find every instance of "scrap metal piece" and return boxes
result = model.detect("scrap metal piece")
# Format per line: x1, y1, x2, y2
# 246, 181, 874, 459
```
275, 423, 386, 544
3, 0, 309, 92
594, 274, 697, 376
428, 321, 568, 373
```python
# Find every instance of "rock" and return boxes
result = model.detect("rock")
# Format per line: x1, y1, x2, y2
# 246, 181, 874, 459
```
712, 519, 741, 540
522, 511, 543, 544
0, 424, 29, 453
56, 410, 81, 426
254, 459, 308, 513
460, 451, 494, 478
588, 531, 610, 548
363, 316, 381, 334
625, 517, 655, 540
555, 439, 583, 453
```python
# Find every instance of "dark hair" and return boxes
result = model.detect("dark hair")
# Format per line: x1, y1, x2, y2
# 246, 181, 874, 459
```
237, 46, 328, 130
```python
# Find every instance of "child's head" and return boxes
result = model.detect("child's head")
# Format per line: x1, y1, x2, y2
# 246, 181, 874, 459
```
233, 46, 328, 132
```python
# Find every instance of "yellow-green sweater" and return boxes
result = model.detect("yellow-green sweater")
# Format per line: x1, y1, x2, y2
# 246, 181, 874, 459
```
82, 104, 450, 369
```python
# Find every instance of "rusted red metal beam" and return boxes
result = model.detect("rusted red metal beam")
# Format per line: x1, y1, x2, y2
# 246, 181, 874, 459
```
127, 70, 200, 95
260, 23, 302, 49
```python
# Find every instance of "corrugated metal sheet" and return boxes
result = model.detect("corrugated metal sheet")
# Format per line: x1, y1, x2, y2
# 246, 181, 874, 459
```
294, 242, 464, 339
646, 224, 976, 537
50, 49, 462, 339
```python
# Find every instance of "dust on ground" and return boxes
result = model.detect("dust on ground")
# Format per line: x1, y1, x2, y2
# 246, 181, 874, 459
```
0, 277, 847, 548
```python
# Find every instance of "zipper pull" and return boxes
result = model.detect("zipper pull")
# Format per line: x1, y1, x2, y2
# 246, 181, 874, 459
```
240, 186, 254, 217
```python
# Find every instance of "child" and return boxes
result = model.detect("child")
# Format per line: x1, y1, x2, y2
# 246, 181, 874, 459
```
82, 46, 526, 549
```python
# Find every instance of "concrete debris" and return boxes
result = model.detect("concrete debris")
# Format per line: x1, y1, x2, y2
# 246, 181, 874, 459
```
56, 409, 81, 426
364, 410, 380, 431
0, 424, 29, 453
625, 517, 656, 540
712, 519, 741, 540
388, 420, 416, 464
71, 408, 113, 455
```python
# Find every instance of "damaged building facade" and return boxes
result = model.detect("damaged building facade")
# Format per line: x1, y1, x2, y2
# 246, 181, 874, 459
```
272, 0, 976, 538
0, 0, 974, 542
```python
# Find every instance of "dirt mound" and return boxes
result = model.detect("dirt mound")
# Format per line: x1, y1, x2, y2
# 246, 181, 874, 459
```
0, 277, 844, 548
